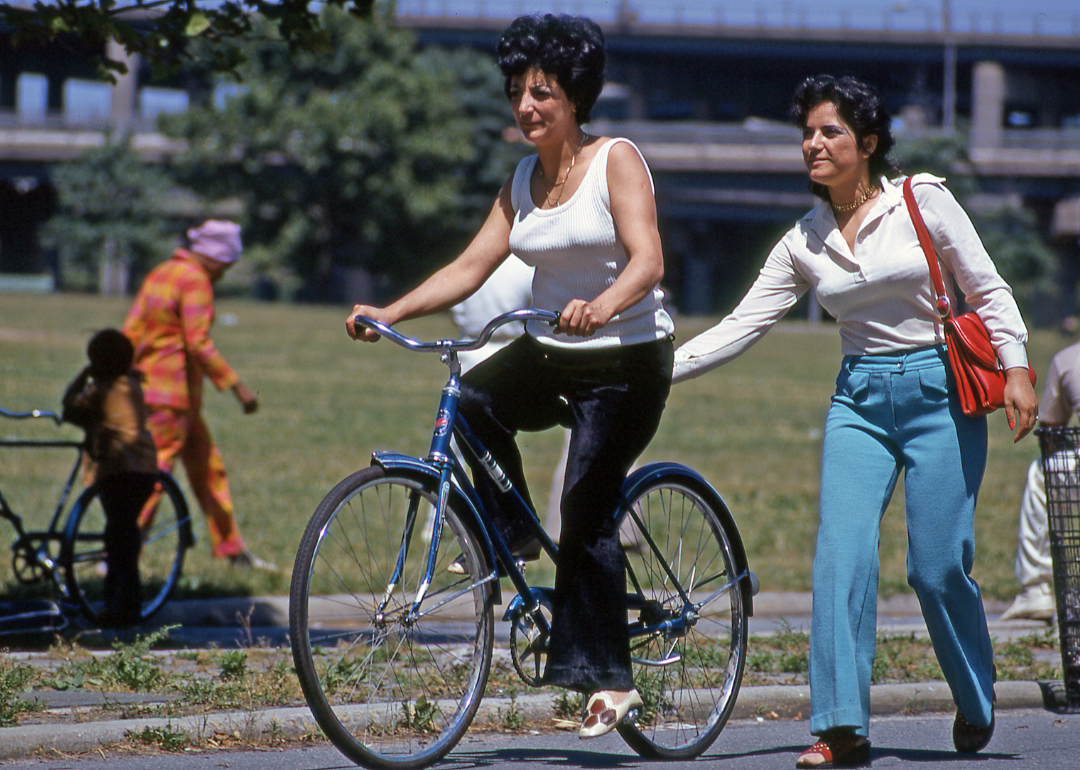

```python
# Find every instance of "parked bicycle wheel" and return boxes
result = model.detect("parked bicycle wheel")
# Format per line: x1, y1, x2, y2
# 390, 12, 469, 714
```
290, 466, 495, 770
61, 470, 192, 624
616, 474, 749, 759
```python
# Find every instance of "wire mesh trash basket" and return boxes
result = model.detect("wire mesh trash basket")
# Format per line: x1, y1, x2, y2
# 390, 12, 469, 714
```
1037, 426, 1080, 708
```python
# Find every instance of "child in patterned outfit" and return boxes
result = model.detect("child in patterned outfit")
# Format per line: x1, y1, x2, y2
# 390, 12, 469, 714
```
62, 329, 159, 627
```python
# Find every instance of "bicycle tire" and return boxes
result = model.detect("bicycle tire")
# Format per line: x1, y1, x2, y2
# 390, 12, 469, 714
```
290, 466, 495, 770
615, 475, 748, 759
61, 470, 192, 624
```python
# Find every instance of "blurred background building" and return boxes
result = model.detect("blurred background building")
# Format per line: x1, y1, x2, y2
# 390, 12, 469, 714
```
2, 0, 1079, 321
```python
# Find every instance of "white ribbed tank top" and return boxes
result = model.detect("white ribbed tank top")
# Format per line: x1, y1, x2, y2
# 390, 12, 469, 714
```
509, 137, 674, 349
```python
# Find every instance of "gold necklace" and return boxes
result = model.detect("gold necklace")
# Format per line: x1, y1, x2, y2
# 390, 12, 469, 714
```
541, 131, 587, 206
832, 185, 880, 214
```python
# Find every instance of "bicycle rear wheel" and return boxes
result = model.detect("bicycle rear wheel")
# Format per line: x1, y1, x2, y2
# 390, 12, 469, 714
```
616, 476, 748, 759
62, 470, 192, 624
290, 466, 494, 770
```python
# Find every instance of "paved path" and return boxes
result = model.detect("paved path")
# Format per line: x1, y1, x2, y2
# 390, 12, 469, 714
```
0, 592, 1074, 761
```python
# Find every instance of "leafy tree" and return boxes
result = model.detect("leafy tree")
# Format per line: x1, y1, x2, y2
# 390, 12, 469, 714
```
42, 134, 172, 293
0, 0, 375, 80
160, 6, 525, 301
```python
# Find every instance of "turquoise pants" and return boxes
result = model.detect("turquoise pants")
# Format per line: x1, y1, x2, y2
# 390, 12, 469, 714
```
810, 345, 995, 737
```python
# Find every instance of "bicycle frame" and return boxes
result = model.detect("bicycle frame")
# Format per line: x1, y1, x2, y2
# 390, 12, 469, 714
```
354, 311, 755, 645
359, 311, 560, 624
0, 409, 85, 585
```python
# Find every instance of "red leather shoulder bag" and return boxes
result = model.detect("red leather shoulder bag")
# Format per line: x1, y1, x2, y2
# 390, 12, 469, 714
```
902, 177, 1035, 416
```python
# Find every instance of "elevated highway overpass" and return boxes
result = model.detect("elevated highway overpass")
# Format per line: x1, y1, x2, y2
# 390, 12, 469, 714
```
2, 7, 1079, 315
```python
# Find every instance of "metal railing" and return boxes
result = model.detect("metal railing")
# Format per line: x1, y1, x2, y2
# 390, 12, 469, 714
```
395, 0, 1080, 38
0, 108, 161, 133
4, 111, 1079, 156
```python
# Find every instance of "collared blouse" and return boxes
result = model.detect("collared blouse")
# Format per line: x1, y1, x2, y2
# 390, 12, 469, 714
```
673, 173, 1029, 383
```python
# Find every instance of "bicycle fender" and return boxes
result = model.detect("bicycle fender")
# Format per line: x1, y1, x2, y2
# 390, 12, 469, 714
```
370, 451, 502, 603
618, 462, 755, 616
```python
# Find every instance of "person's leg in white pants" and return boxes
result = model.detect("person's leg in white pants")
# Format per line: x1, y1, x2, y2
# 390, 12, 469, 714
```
1001, 457, 1057, 621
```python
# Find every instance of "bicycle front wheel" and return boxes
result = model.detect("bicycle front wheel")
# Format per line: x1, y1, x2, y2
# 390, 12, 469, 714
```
62, 470, 192, 624
290, 466, 495, 770
616, 477, 748, 759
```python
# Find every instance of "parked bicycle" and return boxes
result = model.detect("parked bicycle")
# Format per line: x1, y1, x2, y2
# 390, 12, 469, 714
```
289, 310, 757, 769
0, 407, 193, 626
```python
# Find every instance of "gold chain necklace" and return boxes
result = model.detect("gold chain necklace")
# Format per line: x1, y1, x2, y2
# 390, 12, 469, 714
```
541, 131, 587, 206
832, 185, 880, 214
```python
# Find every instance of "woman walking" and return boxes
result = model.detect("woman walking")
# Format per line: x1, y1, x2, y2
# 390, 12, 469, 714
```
673, 74, 1037, 767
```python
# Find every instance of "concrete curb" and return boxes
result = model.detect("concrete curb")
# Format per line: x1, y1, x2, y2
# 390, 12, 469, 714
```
0, 681, 1051, 760
0, 592, 1065, 760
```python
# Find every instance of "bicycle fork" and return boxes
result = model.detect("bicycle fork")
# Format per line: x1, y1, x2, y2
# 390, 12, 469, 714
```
377, 367, 469, 625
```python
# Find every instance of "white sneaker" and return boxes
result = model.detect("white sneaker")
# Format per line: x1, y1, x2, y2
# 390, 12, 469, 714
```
1000, 583, 1055, 622
228, 550, 281, 573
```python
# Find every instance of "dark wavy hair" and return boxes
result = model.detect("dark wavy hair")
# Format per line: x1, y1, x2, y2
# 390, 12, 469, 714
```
790, 74, 900, 201
497, 14, 605, 125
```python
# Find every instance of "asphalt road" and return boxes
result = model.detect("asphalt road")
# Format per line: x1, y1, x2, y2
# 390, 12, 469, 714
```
3, 708, 1079, 769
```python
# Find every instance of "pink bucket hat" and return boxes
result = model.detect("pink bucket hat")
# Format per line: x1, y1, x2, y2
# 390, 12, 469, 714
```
187, 220, 242, 264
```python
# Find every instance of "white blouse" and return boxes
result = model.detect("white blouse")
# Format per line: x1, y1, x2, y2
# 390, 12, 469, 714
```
673, 173, 1029, 383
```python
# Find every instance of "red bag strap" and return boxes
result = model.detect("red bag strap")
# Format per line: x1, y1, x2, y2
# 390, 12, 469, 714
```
902, 177, 952, 321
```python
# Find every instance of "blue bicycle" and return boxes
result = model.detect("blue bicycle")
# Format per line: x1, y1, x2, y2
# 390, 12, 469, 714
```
1, 407, 192, 626
289, 310, 756, 769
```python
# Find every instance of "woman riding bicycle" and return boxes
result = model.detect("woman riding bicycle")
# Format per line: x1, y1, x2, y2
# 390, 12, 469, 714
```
346, 13, 674, 739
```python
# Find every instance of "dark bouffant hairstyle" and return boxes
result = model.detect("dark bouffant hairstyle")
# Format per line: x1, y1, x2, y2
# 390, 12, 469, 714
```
87, 329, 134, 380
790, 74, 900, 201
497, 14, 605, 125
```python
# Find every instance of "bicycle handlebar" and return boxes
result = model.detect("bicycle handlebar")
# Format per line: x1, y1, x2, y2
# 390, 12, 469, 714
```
353, 309, 560, 354
0, 407, 62, 425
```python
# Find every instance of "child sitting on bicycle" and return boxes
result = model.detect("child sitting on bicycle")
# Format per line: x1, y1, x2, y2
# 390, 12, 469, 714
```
61, 329, 158, 627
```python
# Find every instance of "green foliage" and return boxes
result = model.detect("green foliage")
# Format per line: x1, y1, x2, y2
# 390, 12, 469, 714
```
0, 0, 376, 81
49, 626, 173, 692
0, 657, 38, 727
894, 132, 977, 196
128, 723, 189, 751
553, 689, 583, 720
41, 135, 172, 293
160, 6, 524, 301
498, 690, 525, 730
972, 204, 1058, 309
217, 649, 249, 681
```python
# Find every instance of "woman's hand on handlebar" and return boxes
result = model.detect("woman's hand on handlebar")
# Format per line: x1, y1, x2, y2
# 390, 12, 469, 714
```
346, 304, 392, 342
556, 299, 610, 337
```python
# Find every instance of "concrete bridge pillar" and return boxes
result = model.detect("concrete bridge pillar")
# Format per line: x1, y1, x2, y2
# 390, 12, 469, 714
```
971, 60, 1005, 150
107, 39, 139, 131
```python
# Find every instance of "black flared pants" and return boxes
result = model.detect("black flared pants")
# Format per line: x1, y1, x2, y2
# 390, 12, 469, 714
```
459, 334, 672, 692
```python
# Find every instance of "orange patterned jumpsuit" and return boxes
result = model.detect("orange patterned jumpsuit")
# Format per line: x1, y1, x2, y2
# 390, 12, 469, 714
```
122, 249, 247, 558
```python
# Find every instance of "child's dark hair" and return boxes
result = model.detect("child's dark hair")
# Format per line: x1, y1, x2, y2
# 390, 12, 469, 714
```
87, 329, 134, 380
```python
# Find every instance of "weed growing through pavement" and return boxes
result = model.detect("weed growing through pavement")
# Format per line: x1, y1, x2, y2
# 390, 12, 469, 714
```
498, 690, 525, 730
553, 690, 583, 721
128, 723, 188, 751
746, 619, 809, 682
742, 621, 1062, 687
47, 626, 174, 692
217, 649, 248, 681
0, 655, 40, 726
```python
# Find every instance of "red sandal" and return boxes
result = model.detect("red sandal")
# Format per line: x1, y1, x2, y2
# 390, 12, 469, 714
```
795, 733, 871, 768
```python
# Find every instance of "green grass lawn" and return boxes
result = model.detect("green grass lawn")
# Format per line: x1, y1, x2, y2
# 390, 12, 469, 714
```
0, 291, 1065, 602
